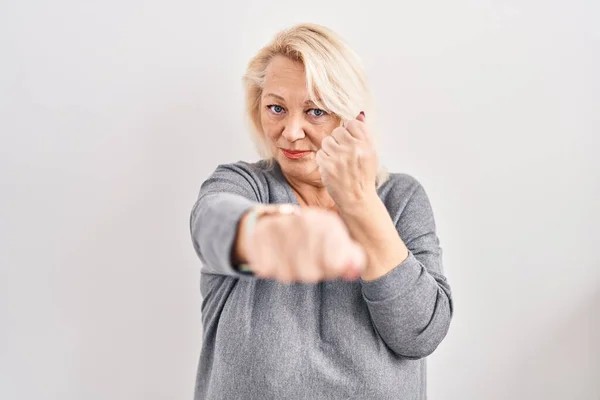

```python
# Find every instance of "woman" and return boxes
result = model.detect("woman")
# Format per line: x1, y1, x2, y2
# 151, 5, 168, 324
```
190, 23, 453, 400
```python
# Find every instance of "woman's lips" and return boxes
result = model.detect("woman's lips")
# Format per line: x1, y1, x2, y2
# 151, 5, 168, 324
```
281, 149, 312, 160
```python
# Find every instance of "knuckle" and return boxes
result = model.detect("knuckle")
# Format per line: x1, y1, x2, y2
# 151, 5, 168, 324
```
276, 268, 294, 283
345, 120, 358, 131
315, 149, 324, 161
354, 147, 364, 158
299, 266, 322, 283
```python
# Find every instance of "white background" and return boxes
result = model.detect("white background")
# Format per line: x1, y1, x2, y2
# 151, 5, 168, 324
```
1, 0, 599, 399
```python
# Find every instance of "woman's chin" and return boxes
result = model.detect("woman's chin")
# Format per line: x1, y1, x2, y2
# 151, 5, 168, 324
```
277, 155, 319, 179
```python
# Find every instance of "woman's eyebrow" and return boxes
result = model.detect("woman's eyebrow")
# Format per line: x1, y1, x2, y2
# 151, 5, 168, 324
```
263, 93, 286, 101
263, 93, 321, 107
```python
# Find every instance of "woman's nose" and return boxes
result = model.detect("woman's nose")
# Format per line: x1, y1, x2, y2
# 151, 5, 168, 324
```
281, 117, 305, 142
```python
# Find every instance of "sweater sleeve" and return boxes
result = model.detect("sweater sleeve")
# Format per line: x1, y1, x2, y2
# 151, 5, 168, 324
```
359, 180, 454, 359
189, 162, 264, 277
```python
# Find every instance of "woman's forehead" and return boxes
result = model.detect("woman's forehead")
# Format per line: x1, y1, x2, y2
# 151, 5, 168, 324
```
262, 56, 325, 106
264, 59, 306, 92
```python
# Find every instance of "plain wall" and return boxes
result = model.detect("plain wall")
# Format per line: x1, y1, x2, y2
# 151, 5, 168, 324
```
1, 0, 598, 399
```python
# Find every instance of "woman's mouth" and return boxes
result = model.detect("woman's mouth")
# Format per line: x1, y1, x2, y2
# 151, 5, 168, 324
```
281, 149, 312, 160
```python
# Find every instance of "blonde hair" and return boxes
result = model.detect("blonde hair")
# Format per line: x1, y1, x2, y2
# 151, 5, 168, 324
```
242, 23, 389, 186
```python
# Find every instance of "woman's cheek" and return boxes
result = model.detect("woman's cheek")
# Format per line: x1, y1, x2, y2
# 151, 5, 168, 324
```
265, 129, 280, 144
260, 119, 278, 141
314, 127, 335, 148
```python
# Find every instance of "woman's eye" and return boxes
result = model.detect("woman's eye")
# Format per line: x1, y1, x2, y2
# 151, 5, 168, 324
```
268, 105, 285, 114
308, 108, 327, 117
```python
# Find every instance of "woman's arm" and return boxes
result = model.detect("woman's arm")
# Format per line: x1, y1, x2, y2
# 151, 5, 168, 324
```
339, 190, 409, 282
190, 162, 364, 281
189, 163, 262, 276
339, 180, 454, 359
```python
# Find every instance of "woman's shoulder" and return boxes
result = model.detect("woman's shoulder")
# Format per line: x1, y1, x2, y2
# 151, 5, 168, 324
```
207, 159, 280, 190
210, 159, 275, 179
378, 171, 435, 216
199, 159, 276, 203
379, 171, 423, 198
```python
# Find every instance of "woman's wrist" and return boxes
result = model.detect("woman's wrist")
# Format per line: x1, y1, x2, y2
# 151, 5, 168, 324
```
337, 190, 409, 280
337, 189, 381, 219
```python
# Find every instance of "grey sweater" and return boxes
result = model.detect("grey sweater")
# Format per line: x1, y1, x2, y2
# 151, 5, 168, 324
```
189, 160, 453, 400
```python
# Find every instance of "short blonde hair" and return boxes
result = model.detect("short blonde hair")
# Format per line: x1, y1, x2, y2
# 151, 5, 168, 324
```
242, 23, 389, 186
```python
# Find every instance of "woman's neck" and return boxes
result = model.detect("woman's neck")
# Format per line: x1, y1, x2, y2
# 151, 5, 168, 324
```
284, 174, 337, 211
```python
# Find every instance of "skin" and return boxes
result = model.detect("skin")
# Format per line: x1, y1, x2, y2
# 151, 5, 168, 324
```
235, 55, 409, 283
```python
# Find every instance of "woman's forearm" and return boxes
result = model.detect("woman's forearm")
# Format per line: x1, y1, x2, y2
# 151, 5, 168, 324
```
339, 192, 409, 281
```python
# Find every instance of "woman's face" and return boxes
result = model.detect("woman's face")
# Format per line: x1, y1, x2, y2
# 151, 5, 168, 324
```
260, 55, 340, 184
